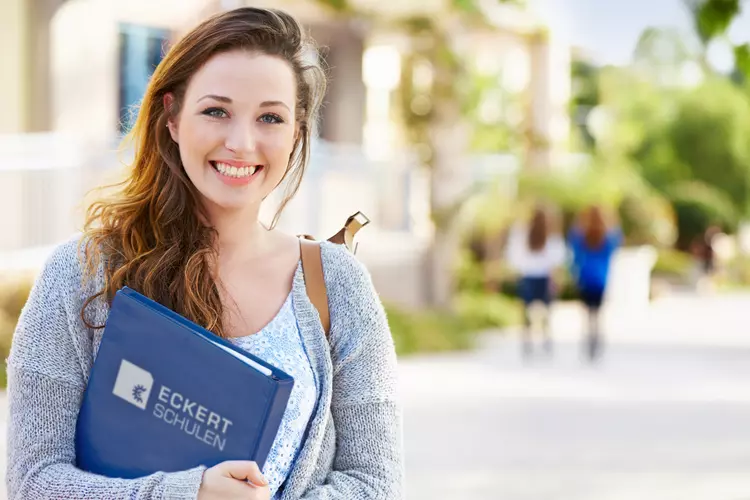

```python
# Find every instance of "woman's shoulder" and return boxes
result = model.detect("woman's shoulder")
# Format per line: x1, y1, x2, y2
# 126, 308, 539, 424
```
39, 234, 87, 280
317, 243, 394, 376
319, 241, 374, 294
34, 234, 103, 300
318, 240, 386, 323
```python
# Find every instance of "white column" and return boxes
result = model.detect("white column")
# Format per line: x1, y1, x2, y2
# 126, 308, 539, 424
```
0, 0, 29, 133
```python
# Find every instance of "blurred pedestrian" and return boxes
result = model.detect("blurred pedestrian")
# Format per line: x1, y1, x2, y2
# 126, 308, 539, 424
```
568, 205, 622, 362
690, 224, 722, 293
506, 205, 566, 359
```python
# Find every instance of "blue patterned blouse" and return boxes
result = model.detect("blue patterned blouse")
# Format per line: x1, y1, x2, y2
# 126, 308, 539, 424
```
230, 292, 318, 499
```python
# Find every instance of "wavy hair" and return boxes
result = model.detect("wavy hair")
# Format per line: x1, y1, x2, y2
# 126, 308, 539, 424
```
80, 8, 327, 337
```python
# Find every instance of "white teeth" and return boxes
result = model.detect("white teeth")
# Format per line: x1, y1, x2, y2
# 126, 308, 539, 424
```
214, 162, 259, 178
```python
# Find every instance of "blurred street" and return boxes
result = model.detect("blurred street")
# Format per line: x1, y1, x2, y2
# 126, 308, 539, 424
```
400, 292, 750, 500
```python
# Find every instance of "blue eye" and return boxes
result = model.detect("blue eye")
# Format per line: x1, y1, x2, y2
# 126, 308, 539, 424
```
202, 107, 228, 118
259, 113, 284, 124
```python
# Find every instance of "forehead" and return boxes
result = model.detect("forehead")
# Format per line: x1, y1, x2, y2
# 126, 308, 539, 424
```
185, 50, 297, 106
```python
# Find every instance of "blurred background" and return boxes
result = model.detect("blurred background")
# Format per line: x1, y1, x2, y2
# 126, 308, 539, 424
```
2, 0, 750, 498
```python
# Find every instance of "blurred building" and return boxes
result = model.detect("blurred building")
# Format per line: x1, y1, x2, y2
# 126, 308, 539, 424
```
0, 0, 571, 308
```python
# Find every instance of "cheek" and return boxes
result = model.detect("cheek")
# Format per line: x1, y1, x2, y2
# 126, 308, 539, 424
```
179, 120, 223, 163
264, 131, 297, 161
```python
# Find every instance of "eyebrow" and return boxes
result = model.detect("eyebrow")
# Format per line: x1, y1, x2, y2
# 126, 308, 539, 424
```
197, 95, 291, 111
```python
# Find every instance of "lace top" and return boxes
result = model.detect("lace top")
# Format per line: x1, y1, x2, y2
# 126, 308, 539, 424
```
230, 292, 317, 499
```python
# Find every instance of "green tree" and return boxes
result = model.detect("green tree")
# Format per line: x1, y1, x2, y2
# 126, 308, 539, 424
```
683, 0, 749, 77
570, 56, 601, 150
667, 78, 750, 214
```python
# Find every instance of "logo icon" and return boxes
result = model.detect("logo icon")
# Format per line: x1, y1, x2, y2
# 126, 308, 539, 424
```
112, 359, 154, 410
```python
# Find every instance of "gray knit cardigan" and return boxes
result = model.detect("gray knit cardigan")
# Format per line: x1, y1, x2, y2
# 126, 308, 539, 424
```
5, 237, 403, 499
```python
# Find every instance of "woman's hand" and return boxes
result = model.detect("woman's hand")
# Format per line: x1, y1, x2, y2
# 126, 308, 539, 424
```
197, 460, 271, 500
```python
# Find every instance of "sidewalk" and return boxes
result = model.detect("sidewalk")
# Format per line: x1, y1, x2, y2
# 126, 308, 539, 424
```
501, 290, 750, 348
401, 291, 750, 500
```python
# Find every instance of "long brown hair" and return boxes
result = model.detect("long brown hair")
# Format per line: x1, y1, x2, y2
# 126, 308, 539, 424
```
580, 205, 608, 249
527, 206, 549, 251
80, 8, 327, 337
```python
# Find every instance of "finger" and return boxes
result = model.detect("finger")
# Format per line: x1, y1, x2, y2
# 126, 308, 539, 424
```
221, 479, 259, 497
219, 460, 267, 486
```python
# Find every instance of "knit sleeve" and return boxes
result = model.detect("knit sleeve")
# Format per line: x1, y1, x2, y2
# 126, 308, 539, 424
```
301, 243, 403, 499
5, 240, 205, 499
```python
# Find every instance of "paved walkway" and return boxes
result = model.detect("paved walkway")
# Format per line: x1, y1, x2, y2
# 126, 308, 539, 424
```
400, 292, 750, 500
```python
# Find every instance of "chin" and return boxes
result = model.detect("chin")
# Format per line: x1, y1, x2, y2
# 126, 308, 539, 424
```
200, 189, 261, 213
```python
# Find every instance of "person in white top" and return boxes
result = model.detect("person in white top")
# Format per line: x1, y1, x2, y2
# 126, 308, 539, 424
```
505, 205, 567, 358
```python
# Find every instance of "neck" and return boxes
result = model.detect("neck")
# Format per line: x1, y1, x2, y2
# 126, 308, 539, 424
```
206, 203, 269, 263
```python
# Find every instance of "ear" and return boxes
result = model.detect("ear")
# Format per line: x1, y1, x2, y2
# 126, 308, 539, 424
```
164, 93, 179, 143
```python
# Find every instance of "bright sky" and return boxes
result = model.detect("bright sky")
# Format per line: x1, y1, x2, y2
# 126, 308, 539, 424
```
528, 0, 750, 68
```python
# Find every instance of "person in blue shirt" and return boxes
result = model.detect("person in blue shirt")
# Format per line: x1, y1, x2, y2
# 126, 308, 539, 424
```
568, 205, 622, 361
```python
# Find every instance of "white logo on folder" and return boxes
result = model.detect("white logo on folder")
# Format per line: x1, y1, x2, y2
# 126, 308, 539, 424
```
112, 359, 154, 410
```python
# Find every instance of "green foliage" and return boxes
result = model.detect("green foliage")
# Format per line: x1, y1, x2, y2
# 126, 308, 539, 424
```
735, 43, 750, 77
459, 176, 517, 239
515, 158, 644, 215
572, 60, 600, 109
668, 79, 750, 215
599, 67, 750, 236
385, 304, 477, 356
618, 190, 678, 247
454, 291, 522, 331
668, 180, 738, 248
722, 254, 750, 288
451, 0, 481, 15
465, 72, 525, 153
685, 0, 741, 43
570, 59, 601, 149
386, 264, 522, 355
456, 247, 490, 292
653, 247, 695, 278
311, 0, 352, 13
683, 0, 748, 77
598, 66, 681, 156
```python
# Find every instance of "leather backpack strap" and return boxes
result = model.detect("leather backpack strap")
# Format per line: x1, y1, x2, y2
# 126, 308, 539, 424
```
327, 211, 370, 254
298, 211, 370, 337
299, 238, 330, 336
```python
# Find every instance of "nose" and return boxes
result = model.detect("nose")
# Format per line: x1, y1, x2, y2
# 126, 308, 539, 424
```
224, 121, 257, 155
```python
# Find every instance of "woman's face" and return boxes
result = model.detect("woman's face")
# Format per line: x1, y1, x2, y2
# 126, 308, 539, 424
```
167, 50, 298, 216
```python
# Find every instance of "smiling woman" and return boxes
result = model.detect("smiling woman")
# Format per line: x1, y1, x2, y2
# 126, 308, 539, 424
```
6, 7, 402, 500
166, 51, 298, 207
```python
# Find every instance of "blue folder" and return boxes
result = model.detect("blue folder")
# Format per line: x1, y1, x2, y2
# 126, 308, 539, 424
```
75, 286, 294, 479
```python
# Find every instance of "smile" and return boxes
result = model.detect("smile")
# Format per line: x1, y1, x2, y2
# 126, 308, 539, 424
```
210, 161, 264, 179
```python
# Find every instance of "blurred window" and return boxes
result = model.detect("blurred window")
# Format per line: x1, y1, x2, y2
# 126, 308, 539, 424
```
118, 23, 171, 134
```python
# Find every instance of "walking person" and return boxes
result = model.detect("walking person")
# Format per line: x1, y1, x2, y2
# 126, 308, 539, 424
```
568, 205, 622, 362
690, 224, 722, 293
506, 205, 566, 359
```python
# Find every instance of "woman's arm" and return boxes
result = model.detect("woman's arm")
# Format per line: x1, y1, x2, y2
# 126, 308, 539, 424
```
301, 243, 402, 499
6, 240, 206, 499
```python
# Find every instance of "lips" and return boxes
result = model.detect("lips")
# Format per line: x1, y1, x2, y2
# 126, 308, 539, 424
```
210, 161, 263, 179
